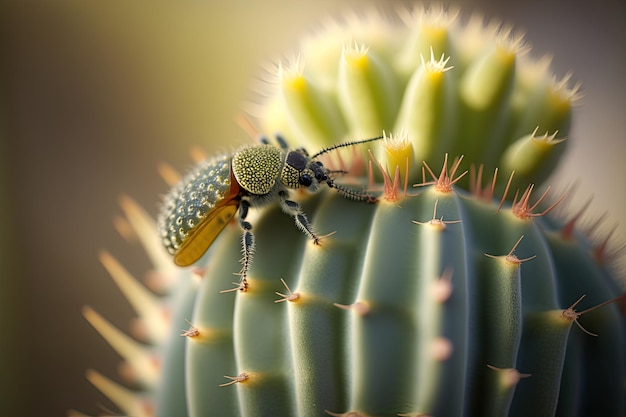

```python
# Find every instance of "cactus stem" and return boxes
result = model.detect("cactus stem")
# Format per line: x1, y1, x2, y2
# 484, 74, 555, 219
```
274, 278, 301, 303
219, 373, 250, 387
82, 5, 626, 416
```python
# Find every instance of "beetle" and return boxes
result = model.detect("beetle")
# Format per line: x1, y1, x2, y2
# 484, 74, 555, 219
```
157, 134, 383, 291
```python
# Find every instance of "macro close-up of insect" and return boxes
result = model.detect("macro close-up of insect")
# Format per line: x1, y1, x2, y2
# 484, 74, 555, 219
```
157, 135, 383, 290
6, 1, 625, 416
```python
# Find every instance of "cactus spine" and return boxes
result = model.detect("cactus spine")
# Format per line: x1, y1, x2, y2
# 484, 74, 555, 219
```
78, 4, 625, 417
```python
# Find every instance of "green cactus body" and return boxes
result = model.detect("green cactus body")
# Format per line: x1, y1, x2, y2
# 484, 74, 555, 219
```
79, 5, 625, 417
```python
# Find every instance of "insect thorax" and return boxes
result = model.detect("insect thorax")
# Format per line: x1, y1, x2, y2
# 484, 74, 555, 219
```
231, 145, 284, 195
280, 152, 304, 189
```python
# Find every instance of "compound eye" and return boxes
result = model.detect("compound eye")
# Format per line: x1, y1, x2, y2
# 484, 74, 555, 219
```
299, 173, 313, 187
286, 151, 308, 170
310, 163, 326, 181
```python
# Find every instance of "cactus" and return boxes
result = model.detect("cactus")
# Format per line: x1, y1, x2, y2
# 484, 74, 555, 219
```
78, 4, 625, 417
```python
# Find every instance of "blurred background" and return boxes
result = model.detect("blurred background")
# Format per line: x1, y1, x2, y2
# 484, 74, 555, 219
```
1, 0, 624, 415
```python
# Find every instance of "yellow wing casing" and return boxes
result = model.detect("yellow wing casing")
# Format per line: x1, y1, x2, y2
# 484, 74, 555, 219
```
173, 172, 242, 267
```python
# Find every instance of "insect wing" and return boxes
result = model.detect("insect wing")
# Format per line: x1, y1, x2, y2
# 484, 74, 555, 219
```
158, 155, 240, 266
174, 199, 239, 266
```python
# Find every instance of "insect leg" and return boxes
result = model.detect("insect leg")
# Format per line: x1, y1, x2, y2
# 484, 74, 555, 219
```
274, 134, 289, 150
260, 134, 289, 150
237, 199, 255, 291
278, 190, 322, 245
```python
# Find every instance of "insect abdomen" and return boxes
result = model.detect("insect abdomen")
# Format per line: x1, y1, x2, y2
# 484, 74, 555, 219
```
157, 156, 233, 256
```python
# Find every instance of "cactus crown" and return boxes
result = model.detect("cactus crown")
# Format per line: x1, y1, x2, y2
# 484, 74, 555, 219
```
253, 4, 580, 195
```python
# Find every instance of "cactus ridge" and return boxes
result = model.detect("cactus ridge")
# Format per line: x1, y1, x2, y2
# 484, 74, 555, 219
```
82, 155, 625, 417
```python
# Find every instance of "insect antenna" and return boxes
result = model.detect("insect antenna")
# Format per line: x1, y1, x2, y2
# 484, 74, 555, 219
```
311, 135, 384, 159
327, 169, 349, 176
275, 134, 290, 150
329, 181, 377, 203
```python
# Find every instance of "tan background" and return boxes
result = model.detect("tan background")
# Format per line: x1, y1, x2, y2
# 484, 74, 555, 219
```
1, 0, 624, 416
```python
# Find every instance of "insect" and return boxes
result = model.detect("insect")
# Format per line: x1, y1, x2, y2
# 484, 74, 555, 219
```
157, 134, 383, 291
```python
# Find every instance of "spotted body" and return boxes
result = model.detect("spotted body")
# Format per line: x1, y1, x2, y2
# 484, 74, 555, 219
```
158, 156, 238, 266
157, 135, 383, 290
231, 145, 283, 195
